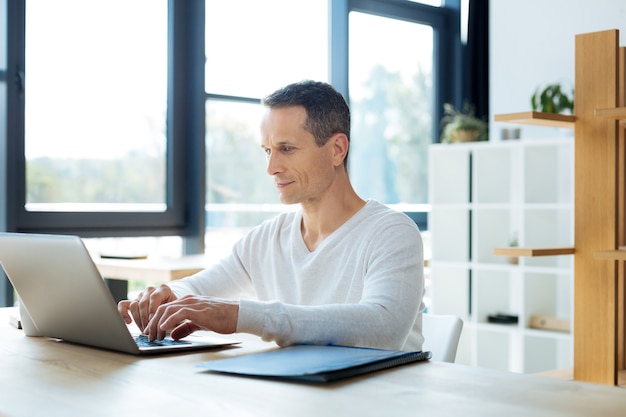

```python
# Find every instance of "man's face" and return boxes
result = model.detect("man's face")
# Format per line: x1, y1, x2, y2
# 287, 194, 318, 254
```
260, 106, 336, 205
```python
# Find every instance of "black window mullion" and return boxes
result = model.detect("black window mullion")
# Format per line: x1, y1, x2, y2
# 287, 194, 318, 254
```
2, 0, 26, 306
170, 0, 206, 254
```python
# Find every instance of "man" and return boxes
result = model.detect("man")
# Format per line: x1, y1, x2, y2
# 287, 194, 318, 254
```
119, 80, 425, 351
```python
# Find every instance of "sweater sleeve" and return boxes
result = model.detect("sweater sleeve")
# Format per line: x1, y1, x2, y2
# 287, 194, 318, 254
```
167, 249, 256, 300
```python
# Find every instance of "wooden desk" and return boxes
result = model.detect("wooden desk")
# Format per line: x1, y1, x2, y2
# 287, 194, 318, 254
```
94, 255, 206, 302
1, 308, 625, 417
95, 254, 206, 282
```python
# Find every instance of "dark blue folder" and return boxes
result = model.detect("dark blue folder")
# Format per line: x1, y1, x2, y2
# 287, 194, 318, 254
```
197, 344, 432, 382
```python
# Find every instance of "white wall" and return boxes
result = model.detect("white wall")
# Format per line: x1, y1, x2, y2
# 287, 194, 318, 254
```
489, 0, 626, 140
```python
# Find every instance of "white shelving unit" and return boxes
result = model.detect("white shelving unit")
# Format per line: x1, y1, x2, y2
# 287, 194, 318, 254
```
428, 138, 574, 373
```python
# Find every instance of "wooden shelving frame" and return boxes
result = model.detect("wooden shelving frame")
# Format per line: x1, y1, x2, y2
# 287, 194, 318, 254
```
493, 111, 575, 128
494, 29, 626, 386
493, 247, 574, 257
595, 107, 626, 125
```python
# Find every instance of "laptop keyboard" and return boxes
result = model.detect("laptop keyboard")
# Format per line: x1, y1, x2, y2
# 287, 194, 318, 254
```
135, 334, 192, 348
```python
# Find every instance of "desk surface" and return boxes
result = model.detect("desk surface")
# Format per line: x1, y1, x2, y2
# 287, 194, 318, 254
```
94, 254, 207, 282
1, 308, 625, 417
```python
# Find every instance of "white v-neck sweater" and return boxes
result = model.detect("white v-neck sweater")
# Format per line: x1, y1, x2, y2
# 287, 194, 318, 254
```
168, 200, 425, 351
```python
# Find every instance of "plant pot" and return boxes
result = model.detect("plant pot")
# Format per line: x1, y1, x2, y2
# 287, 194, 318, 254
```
450, 129, 479, 143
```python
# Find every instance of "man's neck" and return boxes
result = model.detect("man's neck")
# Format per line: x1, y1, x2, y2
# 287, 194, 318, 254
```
300, 189, 366, 252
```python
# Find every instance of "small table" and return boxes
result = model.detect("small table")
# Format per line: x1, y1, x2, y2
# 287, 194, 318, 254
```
94, 255, 206, 302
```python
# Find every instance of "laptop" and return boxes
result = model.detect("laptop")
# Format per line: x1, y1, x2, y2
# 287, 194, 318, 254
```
0, 232, 240, 355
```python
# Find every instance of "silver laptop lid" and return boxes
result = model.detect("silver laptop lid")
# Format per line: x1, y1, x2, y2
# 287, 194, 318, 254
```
0, 232, 140, 353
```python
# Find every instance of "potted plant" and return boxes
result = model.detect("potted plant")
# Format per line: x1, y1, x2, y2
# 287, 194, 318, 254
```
507, 232, 519, 265
531, 83, 574, 114
440, 102, 488, 143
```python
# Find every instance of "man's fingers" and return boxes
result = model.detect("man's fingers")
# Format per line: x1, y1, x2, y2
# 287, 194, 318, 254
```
143, 295, 239, 341
145, 299, 195, 341
170, 320, 200, 340
138, 287, 156, 330
117, 300, 133, 324
137, 284, 174, 329
118, 285, 183, 338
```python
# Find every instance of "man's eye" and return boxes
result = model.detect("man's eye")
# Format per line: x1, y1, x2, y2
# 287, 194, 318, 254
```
282, 146, 294, 153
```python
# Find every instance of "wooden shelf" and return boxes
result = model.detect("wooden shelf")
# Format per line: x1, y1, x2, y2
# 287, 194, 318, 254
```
595, 249, 626, 260
493, 247, 575, 257
494, 111, 576, 128
595, 107, 626, 124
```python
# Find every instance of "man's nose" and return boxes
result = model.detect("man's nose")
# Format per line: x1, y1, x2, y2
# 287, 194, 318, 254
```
266, 152, 283, 176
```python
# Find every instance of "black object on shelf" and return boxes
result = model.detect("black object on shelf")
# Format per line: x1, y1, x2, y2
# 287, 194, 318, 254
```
487, 313, 518, 324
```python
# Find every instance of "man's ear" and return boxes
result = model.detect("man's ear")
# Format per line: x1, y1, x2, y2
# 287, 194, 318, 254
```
330, 133, 349, 167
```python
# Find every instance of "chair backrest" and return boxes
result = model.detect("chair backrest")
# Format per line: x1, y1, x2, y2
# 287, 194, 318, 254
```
422, 313, 463, 363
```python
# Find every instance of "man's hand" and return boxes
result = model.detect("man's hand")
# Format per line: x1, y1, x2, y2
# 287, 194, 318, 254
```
118, 284, 177, 333
142, 295, 240, 342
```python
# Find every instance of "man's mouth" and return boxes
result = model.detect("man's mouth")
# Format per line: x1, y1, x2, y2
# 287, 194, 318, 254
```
275, 180, 293, 189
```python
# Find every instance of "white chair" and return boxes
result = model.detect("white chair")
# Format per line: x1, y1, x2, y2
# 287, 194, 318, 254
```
422, 313, 463, 363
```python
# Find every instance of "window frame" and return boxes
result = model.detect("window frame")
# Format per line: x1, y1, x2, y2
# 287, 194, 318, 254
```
4, 0, 206, 241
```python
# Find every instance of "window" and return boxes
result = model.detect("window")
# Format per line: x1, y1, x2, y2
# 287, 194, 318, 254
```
8, 0, 455, 238
205, 1, 328, 98
204, 0, 328, 256
349, 12, 433, 206
25, 0, 167, 211
7, 0, 190, 237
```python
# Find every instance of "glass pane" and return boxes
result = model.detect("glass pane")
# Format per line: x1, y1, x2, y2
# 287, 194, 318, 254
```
348, 12, 434, 205
206, 100, 282, 229
24, 0, 167, 211
205, 0, 328, 98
